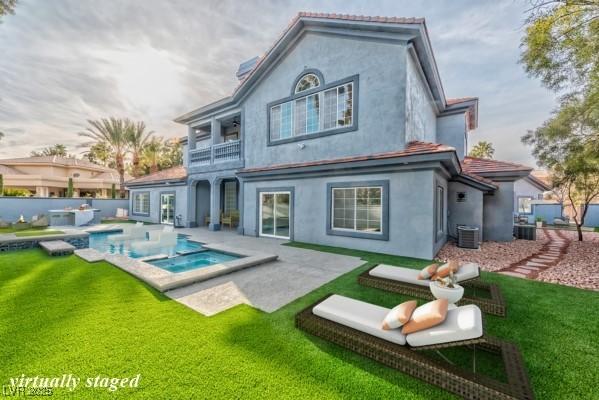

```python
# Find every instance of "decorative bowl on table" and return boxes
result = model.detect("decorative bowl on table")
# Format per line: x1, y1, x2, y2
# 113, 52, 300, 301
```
429, 281, 464, 305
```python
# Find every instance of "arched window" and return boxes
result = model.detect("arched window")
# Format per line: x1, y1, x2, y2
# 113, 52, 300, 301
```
294, 73, 320, 93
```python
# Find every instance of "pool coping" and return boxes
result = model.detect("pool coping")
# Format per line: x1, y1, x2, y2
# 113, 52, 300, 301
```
75, 240, 278, 292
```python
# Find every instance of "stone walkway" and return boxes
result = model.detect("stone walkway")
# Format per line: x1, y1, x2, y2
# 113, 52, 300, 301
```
498, 229, 570, 279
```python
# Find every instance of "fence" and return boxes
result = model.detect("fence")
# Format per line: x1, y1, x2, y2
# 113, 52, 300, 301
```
583, 204, 599, 227
0, 197, 129, 223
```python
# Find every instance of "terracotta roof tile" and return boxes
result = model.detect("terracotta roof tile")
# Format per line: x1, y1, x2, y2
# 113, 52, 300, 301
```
240, 141, 454, 173
460, 171, 497, 188
462, 157, 532, 175
126, 166, 187, 185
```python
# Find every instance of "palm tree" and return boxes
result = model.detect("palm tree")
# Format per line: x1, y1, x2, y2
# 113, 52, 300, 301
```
468, 141, 495, 159
79, 118, 130, 196
127, 121, 154, 177
142, 137, 163, 174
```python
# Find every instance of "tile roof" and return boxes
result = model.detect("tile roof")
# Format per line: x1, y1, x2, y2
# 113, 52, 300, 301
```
460, 171, 498, 188
239, 141, 455, 173
462, 156, 532, 175
0, 156, 112, 171
126, 166, 187, 186
0, 164, 24, 175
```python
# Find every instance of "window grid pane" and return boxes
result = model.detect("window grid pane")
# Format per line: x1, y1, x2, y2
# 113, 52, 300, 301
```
322, 89, 337, 130
294, 98, 307, 136
332, 186, 381, 233
280, 102, 293, 139
270, 106, 281, 140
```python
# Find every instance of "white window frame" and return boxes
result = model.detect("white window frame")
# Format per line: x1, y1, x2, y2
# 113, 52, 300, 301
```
269, 81, 353, 142
133, 192, 150, 215
331, 186, 383, 235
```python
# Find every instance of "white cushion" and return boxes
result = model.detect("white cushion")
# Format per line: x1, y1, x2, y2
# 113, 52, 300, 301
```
369, 265, 429, 287
369, 263, 480, 286
454, 263, 479, 282
312, 295, 406, 345
406, 304, 483, 347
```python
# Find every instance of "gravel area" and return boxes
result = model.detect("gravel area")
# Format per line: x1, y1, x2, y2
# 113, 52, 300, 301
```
438, 229, 599, 291
536, 231, 599, 291
437, 233, 547, 272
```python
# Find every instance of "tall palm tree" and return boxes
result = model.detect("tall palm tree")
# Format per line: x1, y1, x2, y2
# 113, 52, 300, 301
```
127, 121, 154, 177
468, 141, 495, 159
142, 137, 163, 174
79, 118, 130, 196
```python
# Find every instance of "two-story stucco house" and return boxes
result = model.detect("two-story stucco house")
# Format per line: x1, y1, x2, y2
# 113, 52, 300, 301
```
126, 13, 547, 259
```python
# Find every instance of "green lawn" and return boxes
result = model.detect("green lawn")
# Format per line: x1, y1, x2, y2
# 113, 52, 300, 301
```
0, 247, 597, 399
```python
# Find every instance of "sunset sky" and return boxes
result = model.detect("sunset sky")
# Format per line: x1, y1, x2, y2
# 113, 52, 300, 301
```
0, 0, 557, 165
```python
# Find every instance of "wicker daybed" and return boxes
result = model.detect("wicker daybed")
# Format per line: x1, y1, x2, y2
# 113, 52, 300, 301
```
296, 294, 533, 400
358, 264, 507, 317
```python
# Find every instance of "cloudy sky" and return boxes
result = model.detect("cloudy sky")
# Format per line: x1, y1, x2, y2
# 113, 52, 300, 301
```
0, 0, 556, 165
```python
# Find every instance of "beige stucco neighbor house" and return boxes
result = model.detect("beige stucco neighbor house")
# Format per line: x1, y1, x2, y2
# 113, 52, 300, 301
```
0, 156, 128, 198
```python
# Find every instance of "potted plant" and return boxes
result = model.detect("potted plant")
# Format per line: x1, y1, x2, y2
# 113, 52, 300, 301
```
429, 271, 464, 306
535, 216, 544, 228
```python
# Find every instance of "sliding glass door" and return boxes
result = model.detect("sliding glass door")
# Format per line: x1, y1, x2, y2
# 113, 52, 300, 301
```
160, 193, 175, 225
260, 191, 290, 239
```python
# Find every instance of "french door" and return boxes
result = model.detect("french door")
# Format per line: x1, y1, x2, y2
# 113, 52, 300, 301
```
259, 191, 290, 239
160, 193, 175, 225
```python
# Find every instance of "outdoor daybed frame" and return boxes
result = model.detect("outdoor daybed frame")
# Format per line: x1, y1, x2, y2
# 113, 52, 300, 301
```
358, 265, 507, 317
296, 295, 533, 400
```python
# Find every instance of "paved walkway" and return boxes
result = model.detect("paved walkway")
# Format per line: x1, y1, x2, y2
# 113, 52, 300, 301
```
165, 227, 363, 316
498, 229, 570, 279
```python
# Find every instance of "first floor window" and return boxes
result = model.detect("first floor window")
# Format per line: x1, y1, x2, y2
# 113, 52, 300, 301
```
224, 181, 237, 212
332, 186, 382, 233
436, 186, 445, 237
133, 192, 150, 215
518, 196, 533, 214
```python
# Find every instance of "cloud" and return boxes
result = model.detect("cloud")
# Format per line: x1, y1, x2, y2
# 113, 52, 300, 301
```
0, 0, 555, 166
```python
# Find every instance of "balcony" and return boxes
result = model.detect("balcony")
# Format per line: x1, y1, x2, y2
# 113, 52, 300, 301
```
188, 140, 243, 173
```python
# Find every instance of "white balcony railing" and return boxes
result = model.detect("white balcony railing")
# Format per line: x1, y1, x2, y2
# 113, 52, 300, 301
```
189, 139, 241, 166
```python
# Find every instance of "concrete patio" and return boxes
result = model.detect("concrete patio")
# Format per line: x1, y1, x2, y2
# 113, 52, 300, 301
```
167, 227, 364, 316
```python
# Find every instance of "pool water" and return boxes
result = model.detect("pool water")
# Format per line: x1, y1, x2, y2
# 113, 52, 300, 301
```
149, 251, 239, 273
89, 231, 202, 259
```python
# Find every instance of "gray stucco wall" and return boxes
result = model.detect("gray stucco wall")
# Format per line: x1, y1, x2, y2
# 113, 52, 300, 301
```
483, 181, 515, 241
436, 113, 467, 159
406, 54, 437, 143
0, 197, 127, 222
243, 169, 438, 260
514, 178, 544, 223
129, 185, 188, 226
242, 32, 408, 169
447, 182, 484, 240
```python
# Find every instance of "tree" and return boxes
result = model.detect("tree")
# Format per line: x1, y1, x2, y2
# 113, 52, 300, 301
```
84, 142, 114, 167
160, 138, 183, 169
66, 177, 74, 198
523, 103, 599, 240
521, 1, 599, 94
127, 121, 154, 178
0, 0, 17, 21
111, 183, 116, 199
30, 144, 70, 157
79, 118, 130, 197
141, 137, 163, 174
0, 173, 3, 196
468, 141, 495, 159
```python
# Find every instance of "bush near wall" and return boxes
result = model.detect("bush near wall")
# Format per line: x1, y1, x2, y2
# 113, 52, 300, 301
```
2, 188, 31, 197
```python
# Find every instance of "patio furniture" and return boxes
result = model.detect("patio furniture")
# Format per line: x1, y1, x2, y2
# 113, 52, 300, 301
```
358, 264, 506, 317
205, 214, 211, 226
115, 208, 129, 220
31, 214, 49, 228
107, 222, 145, 242
429, 281, 464, 306
297, 294, 533, 400
221, 210, 239, 229
553, 217, 569, 226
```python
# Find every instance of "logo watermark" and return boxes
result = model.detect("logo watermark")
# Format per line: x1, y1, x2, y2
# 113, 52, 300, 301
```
2, 374, 141, 396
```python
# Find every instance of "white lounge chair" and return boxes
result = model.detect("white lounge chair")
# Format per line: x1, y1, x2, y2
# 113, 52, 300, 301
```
312, 294, 482, 347
115, 208, 129, 219
107, 222, 145, 242
368, 263, 480, 287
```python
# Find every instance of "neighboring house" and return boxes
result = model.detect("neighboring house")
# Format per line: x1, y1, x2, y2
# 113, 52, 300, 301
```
126, 13, 543, 259
0, 156, 128, 198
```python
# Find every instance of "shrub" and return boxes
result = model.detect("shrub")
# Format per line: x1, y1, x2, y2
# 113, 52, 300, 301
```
3, 188, 31, 197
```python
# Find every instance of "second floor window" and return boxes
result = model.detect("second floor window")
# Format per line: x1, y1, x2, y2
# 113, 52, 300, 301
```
270, 81, 353, 141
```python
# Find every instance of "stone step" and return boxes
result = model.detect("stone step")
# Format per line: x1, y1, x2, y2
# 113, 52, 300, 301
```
531, 258, 553, 263
514, 268, 534, 274
526, 261, 547, 267
518, 265, 541, 270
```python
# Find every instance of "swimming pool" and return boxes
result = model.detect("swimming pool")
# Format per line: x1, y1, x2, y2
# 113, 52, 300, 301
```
149, 251, 239, 273
89, 231, 202, 259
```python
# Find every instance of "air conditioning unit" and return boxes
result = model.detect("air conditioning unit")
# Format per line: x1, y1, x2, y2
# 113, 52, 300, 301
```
457, 225, 479, 249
